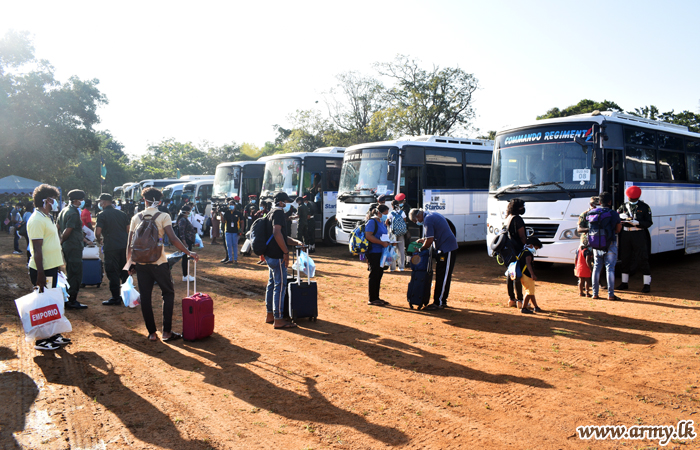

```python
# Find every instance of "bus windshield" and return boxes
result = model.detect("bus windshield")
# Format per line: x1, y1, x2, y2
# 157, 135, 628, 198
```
338, 148, 395, 196
213, 166, 241, 198
262, 158, 301, 197
491, 125, 598, 193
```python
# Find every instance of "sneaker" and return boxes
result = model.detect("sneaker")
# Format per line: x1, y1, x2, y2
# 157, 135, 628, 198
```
397, 267, 403, 272
50, 335, 71, 346
13, 251, 22, 255
182, 276, 188, 281
616, 282, 629, 290
35, 339, 59, 351
642, 284, 650, 293
65, 301, 87, 309
188, 275, 196, 282
534, 306, 544, 313
521, 308, 534, 314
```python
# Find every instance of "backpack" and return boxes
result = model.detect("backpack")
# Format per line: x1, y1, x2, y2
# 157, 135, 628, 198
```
176, 216, 196, 246
130, 212, 163, 264
490, 217, 520, 266
349, 219, 378, 255
585, 207, 615, 251
251, 210, 275, 256
389, 210, 407, 237
17, 221, 27, 237
505, 250, 528, 280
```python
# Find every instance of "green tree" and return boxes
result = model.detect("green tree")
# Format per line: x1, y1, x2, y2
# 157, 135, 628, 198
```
628, 105, 700, 132
476, 130, 497, 140
537, 99, 623, 120
0, 30, 108, 186
374, 55, 479, 136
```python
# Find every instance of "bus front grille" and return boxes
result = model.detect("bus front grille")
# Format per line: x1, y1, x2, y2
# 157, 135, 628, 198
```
527, 224, 560, 240
341, 219, 361, 232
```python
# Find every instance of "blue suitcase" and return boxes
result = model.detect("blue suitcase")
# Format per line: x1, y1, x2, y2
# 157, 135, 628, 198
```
287, 248, 318, 322
81, 258, 103, 288
407, 249, 432, 310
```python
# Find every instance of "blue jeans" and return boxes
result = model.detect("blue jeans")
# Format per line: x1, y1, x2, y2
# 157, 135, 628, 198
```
265, 256, 287, 320
592, 241, 617, 298
225, 232, 239, 262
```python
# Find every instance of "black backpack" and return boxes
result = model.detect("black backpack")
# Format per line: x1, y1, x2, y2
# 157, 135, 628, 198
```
490, 217, 520, 266
251, 209, 276, 256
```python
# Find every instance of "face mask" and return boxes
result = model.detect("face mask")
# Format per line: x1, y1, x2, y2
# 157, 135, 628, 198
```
416, 221, 423, 226
79, 200, 85, 209
251, 200, 256, 204
382, 214, 388, 222
399, 203, 404, 207
283, 203, 291, 213
229, 205, 235, 210
98, 203, 103, 211
526, 246, 538, 256
520, 208, 526, 215
629, 200, 638, 205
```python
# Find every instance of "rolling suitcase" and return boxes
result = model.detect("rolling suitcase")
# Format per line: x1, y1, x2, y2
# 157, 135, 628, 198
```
287, 247, 318, 322
182, 260, 215, 341
81, 258, 103, 288
241, 238, 252, 256
407, 248, 432, 310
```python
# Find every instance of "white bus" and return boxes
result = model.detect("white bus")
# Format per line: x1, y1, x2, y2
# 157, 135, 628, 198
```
260, 147, 345, 244
335, 136, 494, 245
129, 176, 214, 203
183, 179, 214, 217
486, 111, 700, 264
212, 160, 267, 207
163, 183, 185, 206
113, 182, 134, 203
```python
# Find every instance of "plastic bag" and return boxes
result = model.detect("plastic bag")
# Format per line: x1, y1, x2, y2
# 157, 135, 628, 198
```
15, 288, 72, 342
57, 271, 70, 303
380, 245, 398, 267
292, 250, 316, 278
194, 233, 204, 248
120, 276, 140, 308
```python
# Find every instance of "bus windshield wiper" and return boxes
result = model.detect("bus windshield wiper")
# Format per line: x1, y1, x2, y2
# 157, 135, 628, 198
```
494, 181, 571, 199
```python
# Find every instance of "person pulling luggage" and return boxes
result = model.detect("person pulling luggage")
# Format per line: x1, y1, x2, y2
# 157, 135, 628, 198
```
304, 195, 317, 253
617, 186, 653, 293
408, 208, 458, 310
365, 205, 390, 306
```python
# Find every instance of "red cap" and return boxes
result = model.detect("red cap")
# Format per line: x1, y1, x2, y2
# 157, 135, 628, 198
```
395, 193, 406, 201
625, 186, 641, 199
233, 195, 240, 201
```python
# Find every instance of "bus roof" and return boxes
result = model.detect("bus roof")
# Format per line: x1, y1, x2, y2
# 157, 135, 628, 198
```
215, 160, 268, 169
262, 147, 346, 161
178, 175, 214, 181
346, 136, 493, 152
497, 111, 700, 139
183, 179, 214, 188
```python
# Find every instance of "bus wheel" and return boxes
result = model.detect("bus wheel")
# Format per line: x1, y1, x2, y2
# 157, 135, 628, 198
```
324, 218, 338, 245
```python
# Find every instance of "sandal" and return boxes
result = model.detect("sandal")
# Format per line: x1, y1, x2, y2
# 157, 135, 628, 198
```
148, 333, 159, 341
163, 332, 182, 342
274, 322, 298, 329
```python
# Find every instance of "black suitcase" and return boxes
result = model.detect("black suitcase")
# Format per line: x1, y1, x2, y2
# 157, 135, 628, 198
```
287, 247, 318, 322
407, 249, 432, 310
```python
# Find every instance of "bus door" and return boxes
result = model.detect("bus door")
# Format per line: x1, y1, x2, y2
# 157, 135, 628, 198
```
605, 149, 624, 209
401, 165, 422, 240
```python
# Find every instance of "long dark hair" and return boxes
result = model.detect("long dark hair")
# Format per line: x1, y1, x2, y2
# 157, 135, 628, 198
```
506, 198, 525, 217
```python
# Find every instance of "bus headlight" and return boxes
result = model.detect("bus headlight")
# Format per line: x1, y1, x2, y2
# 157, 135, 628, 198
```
561, 228, 579, 240
488, 226, 494, 234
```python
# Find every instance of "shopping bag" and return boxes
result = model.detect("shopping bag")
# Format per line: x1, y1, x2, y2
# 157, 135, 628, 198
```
15, 288, 72, 342
57, 271, 70, 302
194, 233, 204, 248
292, 250, 316, 278
380, 245, 398, 267
120, 276, 141, 308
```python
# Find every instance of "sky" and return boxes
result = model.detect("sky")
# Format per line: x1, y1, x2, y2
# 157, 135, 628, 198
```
2, 0, 699, 158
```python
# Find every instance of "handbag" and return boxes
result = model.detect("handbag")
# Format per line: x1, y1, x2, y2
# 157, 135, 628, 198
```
15, 288, 72, 341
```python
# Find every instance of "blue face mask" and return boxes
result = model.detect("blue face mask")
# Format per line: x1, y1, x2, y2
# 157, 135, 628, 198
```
98, 203, 103, 211
629, 200, 638, 205
283, 203, 291, 213
251, 200, 256, 204
79, 200, 85, 209
229, 205, 235, 210
382, 214, 388, 222
416, 221, 423, 226
399, 203, 404, 207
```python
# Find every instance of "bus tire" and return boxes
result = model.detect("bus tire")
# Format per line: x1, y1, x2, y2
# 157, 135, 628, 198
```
324, 217, 338, 245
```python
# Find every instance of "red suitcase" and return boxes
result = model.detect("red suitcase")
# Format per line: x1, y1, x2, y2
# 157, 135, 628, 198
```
182, 260, 215, 341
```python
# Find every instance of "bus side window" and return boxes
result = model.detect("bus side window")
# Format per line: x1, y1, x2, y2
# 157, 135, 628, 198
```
687, 153, 700, 181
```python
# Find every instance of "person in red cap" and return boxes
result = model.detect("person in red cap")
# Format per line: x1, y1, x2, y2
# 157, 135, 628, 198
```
617, 185, 653, 292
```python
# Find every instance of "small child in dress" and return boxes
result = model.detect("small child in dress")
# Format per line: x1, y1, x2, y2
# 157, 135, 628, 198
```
574, 236, 593, 297
520, 237, 543, 314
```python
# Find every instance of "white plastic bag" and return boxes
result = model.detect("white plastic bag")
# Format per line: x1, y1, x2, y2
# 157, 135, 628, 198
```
120, 276, 140, 308
194, 233, 204, 248
57, 271, 70, 303
15, 288, 72, 342
292, 250, 316, 278
380, 245, 398, 267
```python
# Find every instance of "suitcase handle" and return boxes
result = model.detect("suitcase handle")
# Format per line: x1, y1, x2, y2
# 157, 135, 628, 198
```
292, 246, 311, 284
187, 258, 197, 297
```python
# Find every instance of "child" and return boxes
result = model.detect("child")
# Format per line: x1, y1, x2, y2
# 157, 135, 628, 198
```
574, 236, 593, 297
520, 237, 543, 314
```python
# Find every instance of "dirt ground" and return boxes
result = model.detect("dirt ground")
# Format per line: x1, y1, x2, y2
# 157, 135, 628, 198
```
1, 232, 699, 450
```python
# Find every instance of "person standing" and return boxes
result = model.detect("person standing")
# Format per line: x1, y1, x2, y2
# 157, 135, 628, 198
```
264, 192, 303, 329
27, 184, 72, 350
21, 202, 34, 261
11, 203, 23, 254
57, 190, 88, 309
95, 193, 129, 306
176, 205, 197, 280
617, 186, 653, 293
503, 199, 527, 308
365, 205, 390, 306
222, 199, 242, 264
293, 197, 308, 246
388, 199, 407, 272
127, 187, 198, 341
244, 195, 259, 233
81, 199, 93, 230
408, 208, 459, 311
304, 195, 317, 253
587, 191, 623, 301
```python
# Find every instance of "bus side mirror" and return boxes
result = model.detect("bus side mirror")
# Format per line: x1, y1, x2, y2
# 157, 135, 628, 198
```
387, 165, 396, 180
